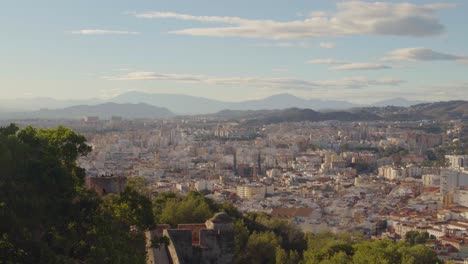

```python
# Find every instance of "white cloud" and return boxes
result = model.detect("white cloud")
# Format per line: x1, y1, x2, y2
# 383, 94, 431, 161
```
308, 59, 392, 71
313, 77, 405, 89
252, 41, 311, 48
319, 42, 336, 49
306, 58, 348, 65
69, 29, 140, 35
330, 63, 391, 71
106, 71, 405, 90
135, 2, 453, 39
381, 47, 467, 62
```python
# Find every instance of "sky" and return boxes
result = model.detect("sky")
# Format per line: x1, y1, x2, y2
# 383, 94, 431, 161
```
1, 0, 467, 103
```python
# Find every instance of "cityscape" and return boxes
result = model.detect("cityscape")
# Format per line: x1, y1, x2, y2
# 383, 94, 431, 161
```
1, 1, 468, 264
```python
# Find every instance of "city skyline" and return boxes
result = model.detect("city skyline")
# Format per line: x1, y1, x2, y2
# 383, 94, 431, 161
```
1, 0, 467, 103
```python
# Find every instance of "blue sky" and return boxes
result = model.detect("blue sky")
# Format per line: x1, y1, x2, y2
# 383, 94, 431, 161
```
1, 0, 467, 103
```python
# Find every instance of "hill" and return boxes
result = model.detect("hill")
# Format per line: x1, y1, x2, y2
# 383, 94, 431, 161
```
1, 92, 440, 115
208, 108, 381, 125
112, 92, 359, 114
360, 100, 468, 121
0, 102, 174, 119
209, 100, 468, 125
371, 97, 426, 107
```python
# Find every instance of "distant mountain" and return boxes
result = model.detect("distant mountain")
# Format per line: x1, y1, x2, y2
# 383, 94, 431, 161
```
0, 103, 174, 120
111, 92, 227, 114
0, 92, 435, 115
371, 97, 426, 107
402, 100, 468, 120
357, 100, 468, 121
229, 93, 358, 112
211, 100, 468, 125
111, 92, 359, 114
1, 99, 465, 122
0, 97, 102, 111
210, 108, 381, 125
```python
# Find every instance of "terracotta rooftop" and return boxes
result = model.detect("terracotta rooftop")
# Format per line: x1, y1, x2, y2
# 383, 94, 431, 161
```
271, 207, 314, 218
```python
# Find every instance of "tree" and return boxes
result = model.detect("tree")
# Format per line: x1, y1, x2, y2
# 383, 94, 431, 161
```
244, 231, 281, 264
233, 220, 250, 263
102, 187, 155, 230
127, 176, 152, 197
159, 195, 213, 227
400, 244, 440, 264
0, 124, 146, 263
405, 231, 429, 246
319, 251, 352, 264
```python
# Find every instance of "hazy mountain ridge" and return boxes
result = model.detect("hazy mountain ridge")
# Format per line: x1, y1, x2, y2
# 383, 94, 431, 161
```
355, 100, 468, 121
0, 99, 465, 122
371, 97, 426, 107
207, 100, 468, 125
0, 97, 102, 112
0, 92, 425, 115
112, 92, 359, 114
0, 103, 174, 120
210, 108, 381, 125
0, 92, 454, 121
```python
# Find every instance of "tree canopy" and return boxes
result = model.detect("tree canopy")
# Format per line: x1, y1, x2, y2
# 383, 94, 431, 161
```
0, 124, 147, 263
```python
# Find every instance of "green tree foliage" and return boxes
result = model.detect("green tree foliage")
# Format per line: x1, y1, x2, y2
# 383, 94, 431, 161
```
238, 231, 281, 264
156, 191, 214, 227
303, 232, 354, 264
276, 247, 301, 264
152, 190, 242, 227
127, 176, 152, 197
233, 220, 250, 262
352, 239, 441, 264
49, 190, 147, 264
0, 124, 146, 263
275, 246, 288, 264
244, 212, 307, 252
102, 187, 155, 230
404, 231, 429, 246
302, 233, 441, 264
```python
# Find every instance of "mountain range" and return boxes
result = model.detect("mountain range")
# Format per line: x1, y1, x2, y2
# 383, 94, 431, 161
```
206, 100, 468, 125
0, 103, 174, 120
0, 97, 465, 122
0, 92, 426, 115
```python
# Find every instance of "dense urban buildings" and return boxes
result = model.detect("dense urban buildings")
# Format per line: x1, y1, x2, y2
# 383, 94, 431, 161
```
18, 113, 457, 262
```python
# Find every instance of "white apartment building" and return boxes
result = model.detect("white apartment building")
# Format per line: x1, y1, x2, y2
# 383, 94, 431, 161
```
422, 174, 440, 186
446, 155, 468, 170
236, 184, 274, 199
440, 168, 468, 195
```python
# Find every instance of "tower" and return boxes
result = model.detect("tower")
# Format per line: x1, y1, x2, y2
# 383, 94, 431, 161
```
233, 150, 238, 175
257, 151, 262, 176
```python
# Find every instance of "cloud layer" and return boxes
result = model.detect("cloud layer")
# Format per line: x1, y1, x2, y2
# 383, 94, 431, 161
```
319, 42, 336, 49
330, 63, 391, 71
107, 71, 405, 90
381, 47, 467, 62
135, 2, 453, 39
307, 59, 348, 65
69, 29, 140, 35
308, 59, 392, 71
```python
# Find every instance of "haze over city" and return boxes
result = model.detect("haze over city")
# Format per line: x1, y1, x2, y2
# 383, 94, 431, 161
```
1, 0, 467, 103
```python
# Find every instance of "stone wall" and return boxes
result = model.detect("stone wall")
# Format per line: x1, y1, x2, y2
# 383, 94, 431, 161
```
85, 175, 127, 194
